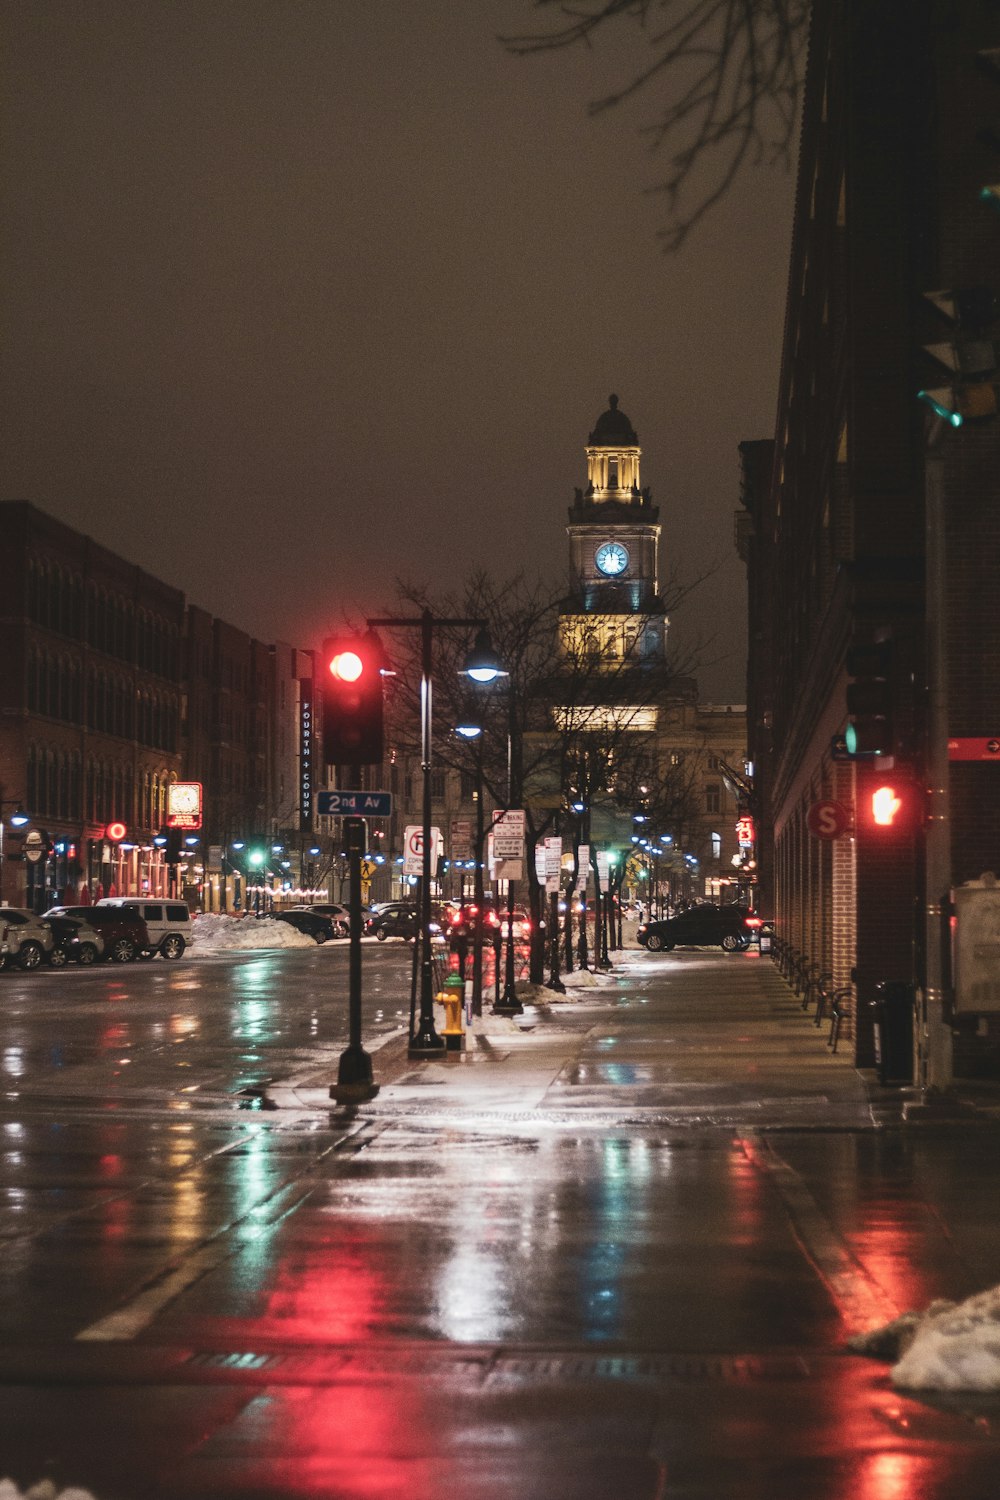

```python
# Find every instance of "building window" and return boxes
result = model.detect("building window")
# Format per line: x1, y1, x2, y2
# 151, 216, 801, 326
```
706, 784, 721, 814
431, 771, 446, 800
711, 832, 722, 860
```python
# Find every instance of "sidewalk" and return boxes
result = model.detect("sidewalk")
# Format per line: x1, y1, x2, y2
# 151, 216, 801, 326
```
266, 948, 993, 1131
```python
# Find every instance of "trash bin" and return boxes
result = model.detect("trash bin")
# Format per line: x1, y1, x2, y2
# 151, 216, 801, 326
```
869, 981, 915, 1085
759, 929, 773, 955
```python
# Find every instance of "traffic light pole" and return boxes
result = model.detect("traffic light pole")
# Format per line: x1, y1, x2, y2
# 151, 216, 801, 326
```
918, 424, 954, 1095
330, 816, 379, 1102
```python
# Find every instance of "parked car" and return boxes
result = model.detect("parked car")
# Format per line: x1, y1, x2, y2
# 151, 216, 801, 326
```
637, 904, 755, 953
366, 901, 418, 941
0, 907, 55, 971
271, 908, 337, 943
95, 898, 191, 959
45, 905, 150, 963
288, 903, 350, 937
46, 914, 104, 967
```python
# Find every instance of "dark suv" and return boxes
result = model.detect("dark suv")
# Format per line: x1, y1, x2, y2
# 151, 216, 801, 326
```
367, 902, 419, 941
637, 904, 754, 953
45, 905, 150, 963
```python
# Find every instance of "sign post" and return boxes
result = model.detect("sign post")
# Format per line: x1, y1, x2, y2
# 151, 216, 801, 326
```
330, 816, 379, 1103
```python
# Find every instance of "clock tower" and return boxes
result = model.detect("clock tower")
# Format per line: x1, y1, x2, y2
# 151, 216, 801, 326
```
560, 394, 667, 668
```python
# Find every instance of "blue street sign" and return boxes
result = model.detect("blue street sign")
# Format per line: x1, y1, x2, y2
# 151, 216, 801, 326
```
317, 790, 392, 817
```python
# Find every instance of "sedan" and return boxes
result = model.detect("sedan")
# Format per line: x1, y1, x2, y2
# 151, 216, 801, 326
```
637, 904, 755, 953
271, 908, 337, 943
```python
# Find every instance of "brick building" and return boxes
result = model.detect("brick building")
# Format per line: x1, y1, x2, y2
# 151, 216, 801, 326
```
738, 1, 1000, 1077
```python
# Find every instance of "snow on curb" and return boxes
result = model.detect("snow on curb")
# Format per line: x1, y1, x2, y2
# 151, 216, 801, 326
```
0, 1483, 97, 1500
849, 1283, 1000, 1391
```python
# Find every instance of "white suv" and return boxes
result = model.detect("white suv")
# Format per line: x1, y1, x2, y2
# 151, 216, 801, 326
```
95, 899, 191, 959
0, 908, 55, 972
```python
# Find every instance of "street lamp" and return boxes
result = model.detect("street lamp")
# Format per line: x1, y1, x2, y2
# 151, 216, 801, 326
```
368, 608, 505, 1057
0, 802, 30, 906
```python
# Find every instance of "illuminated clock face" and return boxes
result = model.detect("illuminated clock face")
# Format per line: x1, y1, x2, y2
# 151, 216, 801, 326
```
595, 541, 629, 577
168, 783, 200, 815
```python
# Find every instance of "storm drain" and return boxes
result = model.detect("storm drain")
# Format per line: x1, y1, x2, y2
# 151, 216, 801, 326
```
488, 1352, 812, 1384
177, 1348, 811, 1386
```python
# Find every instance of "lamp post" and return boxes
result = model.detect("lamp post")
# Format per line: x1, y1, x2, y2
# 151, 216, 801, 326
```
368, 610, 504, 1057
0, 799, 31, 906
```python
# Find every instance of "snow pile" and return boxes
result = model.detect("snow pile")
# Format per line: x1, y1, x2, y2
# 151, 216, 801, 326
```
191, 914, 316, 953
850, 1283, 1000, 1391
0, 1483, 96, 1500
509, 967, 617, 1005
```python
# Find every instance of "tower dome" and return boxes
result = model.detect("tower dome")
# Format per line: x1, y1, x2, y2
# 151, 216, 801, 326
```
588, 394, 638, 447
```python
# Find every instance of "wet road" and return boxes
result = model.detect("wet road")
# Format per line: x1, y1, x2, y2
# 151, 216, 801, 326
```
1, 945, 999, 1498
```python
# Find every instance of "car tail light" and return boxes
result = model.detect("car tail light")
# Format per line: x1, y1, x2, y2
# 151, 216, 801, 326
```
744, 916, 763, 929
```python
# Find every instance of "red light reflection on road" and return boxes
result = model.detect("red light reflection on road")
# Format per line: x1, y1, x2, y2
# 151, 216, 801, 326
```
191, 1234, 439, 1498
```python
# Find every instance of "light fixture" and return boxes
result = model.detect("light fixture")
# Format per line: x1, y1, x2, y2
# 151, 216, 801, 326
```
462, 627, 506, 684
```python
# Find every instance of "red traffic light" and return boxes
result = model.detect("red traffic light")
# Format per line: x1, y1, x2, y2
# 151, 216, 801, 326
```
327, 648, 364, 683
320, 633, 385, 766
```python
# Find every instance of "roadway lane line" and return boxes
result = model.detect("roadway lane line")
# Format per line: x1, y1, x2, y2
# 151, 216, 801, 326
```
75, 1121, 380, 1343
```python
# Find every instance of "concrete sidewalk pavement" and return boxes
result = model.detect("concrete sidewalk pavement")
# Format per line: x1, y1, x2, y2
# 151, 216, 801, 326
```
269, 947, 990, 1131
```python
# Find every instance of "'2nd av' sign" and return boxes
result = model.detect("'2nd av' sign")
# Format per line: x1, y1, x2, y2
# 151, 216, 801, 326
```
317, 791, 392, 817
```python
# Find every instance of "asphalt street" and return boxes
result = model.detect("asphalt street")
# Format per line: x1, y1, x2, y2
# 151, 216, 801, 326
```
0, 938, 999, 1498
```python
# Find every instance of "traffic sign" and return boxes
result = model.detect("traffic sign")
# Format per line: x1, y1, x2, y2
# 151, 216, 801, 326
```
403, 825, 442, 877
317, 790, 392, 817
949, 737, 1000, 761
807, 800, 853, 840
492, 808, 525, 859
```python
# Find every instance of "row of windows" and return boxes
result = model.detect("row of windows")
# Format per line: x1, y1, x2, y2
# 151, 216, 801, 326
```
26, 649, 179, 749
25, 747, 173, 829
26, 559, 180, 677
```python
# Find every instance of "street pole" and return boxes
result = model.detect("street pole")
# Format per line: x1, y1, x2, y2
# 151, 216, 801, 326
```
919, 423, 954, 1094
330, 815, 379, 1101
495, 718, 523, 1015
471, 754, 486, 1017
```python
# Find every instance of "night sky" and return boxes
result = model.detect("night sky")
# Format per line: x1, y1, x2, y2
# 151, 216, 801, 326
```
2, 1, 795, 701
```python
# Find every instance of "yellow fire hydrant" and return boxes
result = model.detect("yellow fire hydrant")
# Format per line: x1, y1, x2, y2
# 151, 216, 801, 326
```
437, 969, 466, 1052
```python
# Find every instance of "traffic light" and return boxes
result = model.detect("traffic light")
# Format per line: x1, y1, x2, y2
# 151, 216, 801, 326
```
918, 286, 999, 427
321, 632, 385, 765
861, 779, 920, 835
844, 639, 893, 757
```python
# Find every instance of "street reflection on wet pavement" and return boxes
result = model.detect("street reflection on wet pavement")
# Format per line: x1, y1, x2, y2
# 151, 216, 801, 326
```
0, 944, 998, 1497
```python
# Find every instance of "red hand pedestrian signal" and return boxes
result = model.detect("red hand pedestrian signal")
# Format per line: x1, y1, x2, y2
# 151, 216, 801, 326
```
872, 785, 903, 826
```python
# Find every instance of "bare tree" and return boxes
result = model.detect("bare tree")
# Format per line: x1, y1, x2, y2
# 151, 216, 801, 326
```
502, 0, 808, 249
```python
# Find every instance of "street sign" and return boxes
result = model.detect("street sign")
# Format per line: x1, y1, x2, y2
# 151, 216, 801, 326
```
544, 835, 562, 894
24, 830, 45, 864
492, 808, 525, 859
403, 824, 442, 877
450, 818, 473, 860
317, 790, 392, 817
807, 800, 853, 840
949, 737, 1000, 761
